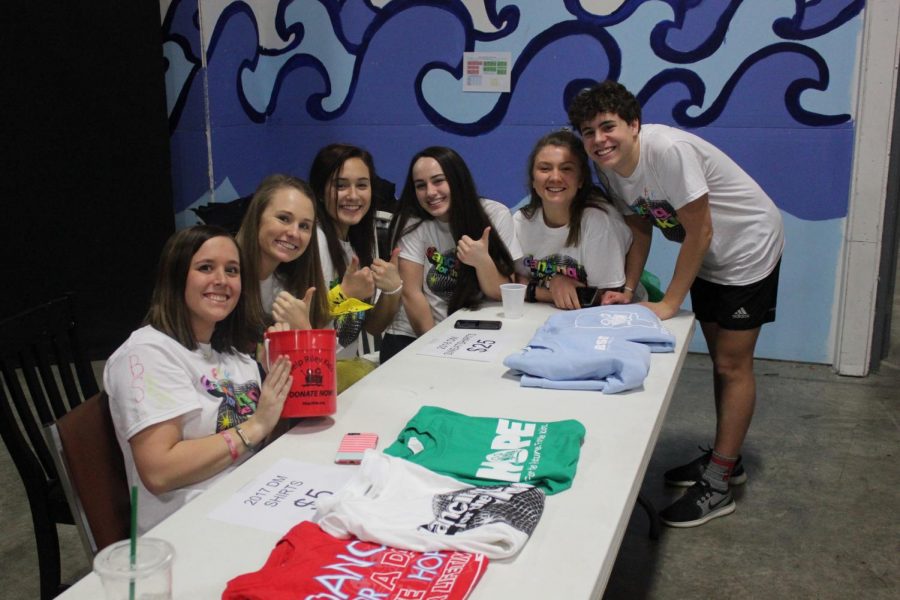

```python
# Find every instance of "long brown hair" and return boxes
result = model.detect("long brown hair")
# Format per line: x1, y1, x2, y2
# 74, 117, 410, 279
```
521, 129, 611, 247
235, 174, 329, 329
389, 146, 515, 314
308, 144, 377, 288
144, 225, 260, 353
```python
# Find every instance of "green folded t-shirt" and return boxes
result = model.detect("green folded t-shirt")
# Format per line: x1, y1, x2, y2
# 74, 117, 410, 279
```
384, 405, 585, 494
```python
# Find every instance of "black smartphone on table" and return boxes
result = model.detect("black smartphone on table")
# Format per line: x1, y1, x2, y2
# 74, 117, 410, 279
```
576, 286, 600, 308
454, 319, 502, 330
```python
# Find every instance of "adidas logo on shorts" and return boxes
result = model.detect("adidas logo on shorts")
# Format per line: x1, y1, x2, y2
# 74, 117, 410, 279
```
732, 307, 750, 319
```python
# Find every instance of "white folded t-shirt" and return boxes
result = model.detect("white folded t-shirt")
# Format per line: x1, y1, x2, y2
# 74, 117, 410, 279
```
314, 450, 544, 559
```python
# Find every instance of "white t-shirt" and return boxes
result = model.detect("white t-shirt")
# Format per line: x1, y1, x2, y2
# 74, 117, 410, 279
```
103, 325, 262, 533
387, 199, 522, 338
259, 273, 283, 317
314, 451, 544, 560
513, 205, 632, 289
605, 124, 784, 285
317, 227, 372, 359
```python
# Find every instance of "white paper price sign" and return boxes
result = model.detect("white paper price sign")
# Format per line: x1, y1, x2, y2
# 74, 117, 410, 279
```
207, 458, 354, 533
416, 331, 508, 362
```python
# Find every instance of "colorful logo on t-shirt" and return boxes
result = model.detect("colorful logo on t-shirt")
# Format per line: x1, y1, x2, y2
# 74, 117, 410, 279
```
425, 246, 460, 301
421, 483, 544, 536
521, 253, 587, 286
630, 197, 685, 242
201, 369, 260, 432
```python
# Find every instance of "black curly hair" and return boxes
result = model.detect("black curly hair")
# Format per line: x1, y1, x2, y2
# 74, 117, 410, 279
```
567, 80, 642, 131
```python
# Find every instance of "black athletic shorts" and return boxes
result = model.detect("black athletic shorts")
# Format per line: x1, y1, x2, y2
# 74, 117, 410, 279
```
690, 259, 780, 330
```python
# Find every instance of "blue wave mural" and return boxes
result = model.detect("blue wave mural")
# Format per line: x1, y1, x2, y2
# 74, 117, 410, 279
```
160, 0, 865, 363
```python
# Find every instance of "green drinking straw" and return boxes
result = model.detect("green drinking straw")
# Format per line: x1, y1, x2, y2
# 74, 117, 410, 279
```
129, 485, 138, 600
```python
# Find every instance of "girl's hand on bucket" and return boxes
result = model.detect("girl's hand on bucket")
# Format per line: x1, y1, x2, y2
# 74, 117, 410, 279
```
272, 289, 315, 330
258, 323, 289, 369
253, 355, 293, 434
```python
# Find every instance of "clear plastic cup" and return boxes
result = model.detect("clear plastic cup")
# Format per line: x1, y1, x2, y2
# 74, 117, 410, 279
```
93, 537, 174, 600
500, 283, 527, 319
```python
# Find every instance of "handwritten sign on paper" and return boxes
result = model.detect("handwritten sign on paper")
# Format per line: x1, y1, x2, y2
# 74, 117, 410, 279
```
416, 331, 509, 362
207, 458, 354, 534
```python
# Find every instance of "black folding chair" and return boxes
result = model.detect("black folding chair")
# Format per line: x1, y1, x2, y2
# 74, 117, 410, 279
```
0, 294, 100, 600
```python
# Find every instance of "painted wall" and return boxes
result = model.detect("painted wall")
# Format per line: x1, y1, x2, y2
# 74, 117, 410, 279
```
161, 0, 865, 364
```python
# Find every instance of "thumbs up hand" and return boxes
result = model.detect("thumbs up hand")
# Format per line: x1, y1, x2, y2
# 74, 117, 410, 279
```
272, 288, 316, 330
341, 255, 375, 300
371, 247, 402, 294
457, 226, 492, 269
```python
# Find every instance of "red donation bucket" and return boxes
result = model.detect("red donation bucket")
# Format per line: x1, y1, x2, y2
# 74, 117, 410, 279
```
264, 329, 337, 418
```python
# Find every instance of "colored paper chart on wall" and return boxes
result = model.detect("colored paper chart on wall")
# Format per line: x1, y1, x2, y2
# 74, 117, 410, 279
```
207, 458, 354, 533
462, 51, 511, 92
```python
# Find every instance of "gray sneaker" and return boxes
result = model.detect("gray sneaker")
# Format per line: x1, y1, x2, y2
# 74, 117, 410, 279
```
660, 479, 736, 528
663, 447, 747, 487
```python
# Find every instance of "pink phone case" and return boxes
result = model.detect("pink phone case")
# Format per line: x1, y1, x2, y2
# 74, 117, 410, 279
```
335, 433, 379, 464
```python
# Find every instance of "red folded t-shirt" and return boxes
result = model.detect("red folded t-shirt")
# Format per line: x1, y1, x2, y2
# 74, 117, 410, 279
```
222, 521, 488, 600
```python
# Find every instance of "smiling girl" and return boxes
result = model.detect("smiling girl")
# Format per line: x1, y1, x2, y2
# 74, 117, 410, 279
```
104, 225, 293, 533
309, 144, 402, 359
381, 146, 521, 362
236, 174, 330, 331
515, 130, 640, 310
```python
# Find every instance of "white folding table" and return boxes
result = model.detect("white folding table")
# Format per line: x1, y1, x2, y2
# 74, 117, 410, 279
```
59, 302, 694, 599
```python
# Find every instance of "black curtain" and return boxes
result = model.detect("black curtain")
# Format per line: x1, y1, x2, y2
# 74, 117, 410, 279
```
2, 1, 175, 359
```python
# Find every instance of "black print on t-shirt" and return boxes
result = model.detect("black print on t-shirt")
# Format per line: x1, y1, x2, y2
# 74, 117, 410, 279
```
425, 246, 459, 301
327, 275, 366, 347
631, 197, 685, 243
334, 310, 365, 347
420, 483, 544, 536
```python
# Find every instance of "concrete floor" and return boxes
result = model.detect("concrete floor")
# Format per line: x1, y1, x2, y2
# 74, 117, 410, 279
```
2, 321, 898, 598
603, 354, 899, 599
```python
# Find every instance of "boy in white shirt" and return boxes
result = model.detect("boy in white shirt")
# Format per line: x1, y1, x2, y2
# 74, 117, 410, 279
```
568, 80, 784, 528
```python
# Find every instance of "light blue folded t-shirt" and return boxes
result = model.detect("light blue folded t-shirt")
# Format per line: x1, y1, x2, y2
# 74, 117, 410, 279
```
503, 305, 675, 393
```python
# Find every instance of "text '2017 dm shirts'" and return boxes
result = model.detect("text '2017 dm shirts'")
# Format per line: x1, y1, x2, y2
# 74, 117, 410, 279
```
384, 405, 585, 494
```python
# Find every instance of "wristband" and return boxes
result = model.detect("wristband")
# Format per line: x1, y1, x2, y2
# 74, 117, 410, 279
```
543, 273, 556, 289
525, 281, 538, 303
234, 424, 256, 452
381, 283, 403, 296
623, 285, 635, 294
221, 431, 239, 462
